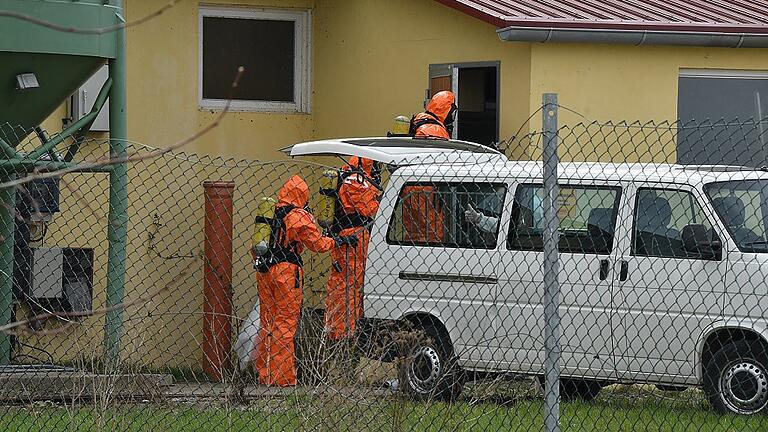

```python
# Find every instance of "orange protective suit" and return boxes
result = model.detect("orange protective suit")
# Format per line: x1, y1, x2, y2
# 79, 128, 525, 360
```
401, 91, 451, 241
256, 175, 335, 387
325, 157, 380, 340
400, 185, 444, 243
414, 91, 456, 140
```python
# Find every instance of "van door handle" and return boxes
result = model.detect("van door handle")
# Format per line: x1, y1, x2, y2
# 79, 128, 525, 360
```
619, 260, 629, 281
599, 259, 610, 281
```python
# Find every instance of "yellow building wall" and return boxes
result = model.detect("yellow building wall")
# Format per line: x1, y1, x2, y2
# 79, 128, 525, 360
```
124, 0, 317, 161
22, 0, 768, 371
528, 43, 768, 162
312, 0, 532, 156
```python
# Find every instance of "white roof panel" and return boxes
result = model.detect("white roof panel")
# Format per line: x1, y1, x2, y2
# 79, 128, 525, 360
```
282, 137, 506, 166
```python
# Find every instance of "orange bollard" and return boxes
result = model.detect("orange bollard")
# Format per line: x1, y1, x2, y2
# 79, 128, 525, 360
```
202, 181, 235, 381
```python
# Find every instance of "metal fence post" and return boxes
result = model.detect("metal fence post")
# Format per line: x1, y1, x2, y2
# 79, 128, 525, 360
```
104, 3, 128, 363
542, 93, 562, 432
0, 172, 14, 365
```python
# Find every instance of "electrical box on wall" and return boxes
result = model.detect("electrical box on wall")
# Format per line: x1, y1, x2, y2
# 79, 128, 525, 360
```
68, 64, 110, 132
13, 247, 94, 314
17, 177, 60, 221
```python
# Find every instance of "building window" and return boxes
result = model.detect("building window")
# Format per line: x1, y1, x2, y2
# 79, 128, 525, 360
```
199, 7, 311, 113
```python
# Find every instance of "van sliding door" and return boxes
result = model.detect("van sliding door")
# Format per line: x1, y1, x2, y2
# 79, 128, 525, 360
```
370, 181, 506, 367
498, 182, 622, 379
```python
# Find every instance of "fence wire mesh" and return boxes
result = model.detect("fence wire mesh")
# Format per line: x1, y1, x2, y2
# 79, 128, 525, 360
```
2, 110, 768, 431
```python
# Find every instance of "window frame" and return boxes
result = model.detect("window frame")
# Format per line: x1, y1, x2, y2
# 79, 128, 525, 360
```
385, 181, 507, 250
198, 6, 311, 113
630, 186, 720, 260
506, 183, 622, 255
704, 180, 768, 253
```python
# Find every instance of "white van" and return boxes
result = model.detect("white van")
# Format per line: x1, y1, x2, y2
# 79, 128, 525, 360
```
287, 137, 768, 415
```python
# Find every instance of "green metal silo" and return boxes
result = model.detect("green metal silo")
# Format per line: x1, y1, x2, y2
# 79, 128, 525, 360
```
0, 0, 127, 364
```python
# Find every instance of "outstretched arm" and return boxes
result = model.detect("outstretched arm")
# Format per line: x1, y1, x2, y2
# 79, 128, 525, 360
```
287, 210, 335, 253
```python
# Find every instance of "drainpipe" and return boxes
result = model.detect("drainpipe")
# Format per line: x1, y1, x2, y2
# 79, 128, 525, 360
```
104, 2, 128, 363
497, 27, 768, 48
202, 181, 235, 381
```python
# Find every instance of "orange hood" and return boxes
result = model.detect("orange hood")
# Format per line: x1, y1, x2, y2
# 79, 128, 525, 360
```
277, 175, 309, 208
345, 156, 374, 175
426, 91, 455, 123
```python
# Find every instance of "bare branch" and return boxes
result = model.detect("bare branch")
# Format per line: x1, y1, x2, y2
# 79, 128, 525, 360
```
0, 0, 182, 35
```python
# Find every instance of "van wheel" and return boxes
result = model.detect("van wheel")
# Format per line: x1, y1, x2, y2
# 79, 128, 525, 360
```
703, 340, 768, 415
399, 323, 463, 402
538, 377, 602, 402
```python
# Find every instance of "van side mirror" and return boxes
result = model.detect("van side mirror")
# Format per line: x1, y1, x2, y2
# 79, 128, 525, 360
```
682, 224, 722, 260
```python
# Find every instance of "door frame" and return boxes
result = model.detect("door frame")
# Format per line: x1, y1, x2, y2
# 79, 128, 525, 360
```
428, 61, 501, 143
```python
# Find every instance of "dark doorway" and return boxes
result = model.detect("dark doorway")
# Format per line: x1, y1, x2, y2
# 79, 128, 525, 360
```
457, 67, 498, 147
428, 62, 499, 147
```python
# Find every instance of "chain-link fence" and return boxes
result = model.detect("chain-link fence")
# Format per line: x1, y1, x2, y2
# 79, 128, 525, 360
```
2, 98, 768, 431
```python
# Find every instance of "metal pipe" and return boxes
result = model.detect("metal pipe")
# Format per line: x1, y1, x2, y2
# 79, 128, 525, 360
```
541, 93, 561, 432
104, 5, 128, 363
202, 181, 235, 381
0, 137, 18, 160
25, 77, 112, 162
24, 110, 97, 160
497, 27, 768, 48
755, 92, 766, 166
66, 77, 113, 163
33, 127, 61, 162
0, 170, 14, 365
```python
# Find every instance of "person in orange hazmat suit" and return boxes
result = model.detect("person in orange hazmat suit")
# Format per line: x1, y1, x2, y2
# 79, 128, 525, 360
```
400, 91, 455, 241
412, 90, 457, 140
255, 175, 358, 386
325, 156, 381, 340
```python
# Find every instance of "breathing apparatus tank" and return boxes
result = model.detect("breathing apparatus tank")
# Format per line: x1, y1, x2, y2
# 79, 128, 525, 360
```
251, 197, 276, 260
393, 115, 410, 135
317, 170, 339, 229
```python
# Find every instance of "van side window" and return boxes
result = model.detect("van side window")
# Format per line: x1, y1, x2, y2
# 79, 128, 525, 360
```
387, 182, 506, 249
507, 185, 620, 254
632, 188, 717, 259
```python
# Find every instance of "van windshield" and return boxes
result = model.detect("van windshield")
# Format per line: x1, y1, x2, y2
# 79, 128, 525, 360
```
705, 179, 768, 253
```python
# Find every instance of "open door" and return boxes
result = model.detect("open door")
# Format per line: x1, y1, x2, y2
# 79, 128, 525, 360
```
281, 137, 505, 166
428, 62, 500, 146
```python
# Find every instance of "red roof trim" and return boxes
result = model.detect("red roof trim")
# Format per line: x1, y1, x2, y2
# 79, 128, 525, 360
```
433, 0, 507, 27
434, 0, 768, 33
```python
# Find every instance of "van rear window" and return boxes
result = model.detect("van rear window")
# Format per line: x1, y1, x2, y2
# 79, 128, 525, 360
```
507, 185, 621, 254
386, 182, 506, 249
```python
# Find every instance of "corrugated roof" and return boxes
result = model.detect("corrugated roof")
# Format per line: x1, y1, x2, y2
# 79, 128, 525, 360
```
435, 0, 768, 33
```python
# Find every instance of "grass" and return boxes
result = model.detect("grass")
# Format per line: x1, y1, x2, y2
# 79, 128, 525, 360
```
3, 387, 768, 432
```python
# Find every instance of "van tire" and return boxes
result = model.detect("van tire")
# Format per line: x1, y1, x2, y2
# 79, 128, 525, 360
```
399, 323, 463, 402
538, 377, 602, 402
704, 340, 768, 415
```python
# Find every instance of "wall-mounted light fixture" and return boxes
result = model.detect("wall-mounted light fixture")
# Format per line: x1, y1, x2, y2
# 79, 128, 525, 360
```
16, 73, 39, 90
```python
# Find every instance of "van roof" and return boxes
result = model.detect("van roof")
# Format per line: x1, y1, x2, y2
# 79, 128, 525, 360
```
283, 136, 768, 184
396, 160, 768, 185
282, 137, 506, 165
